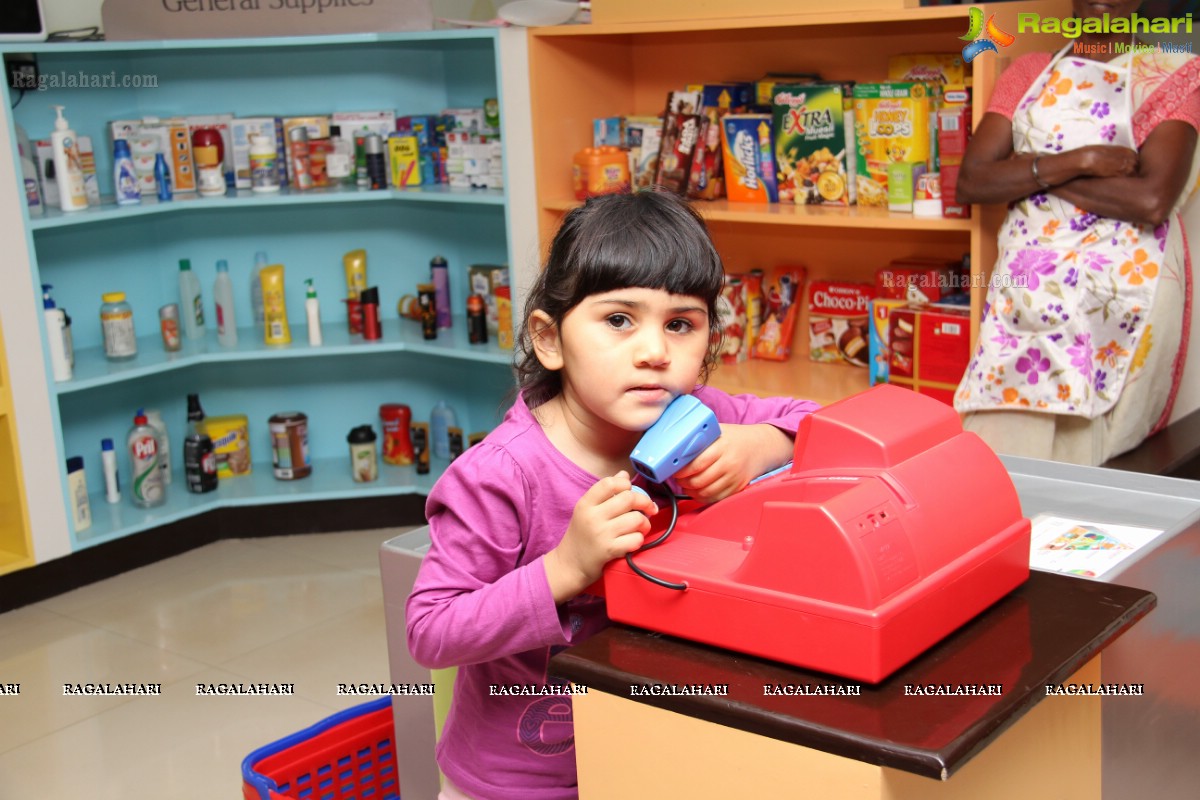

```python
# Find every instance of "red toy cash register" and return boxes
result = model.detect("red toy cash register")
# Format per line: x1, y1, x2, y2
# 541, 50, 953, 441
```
601, 384, 1030, 684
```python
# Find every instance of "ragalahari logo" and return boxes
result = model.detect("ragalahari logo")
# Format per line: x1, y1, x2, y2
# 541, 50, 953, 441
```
960, 6, 1015, 63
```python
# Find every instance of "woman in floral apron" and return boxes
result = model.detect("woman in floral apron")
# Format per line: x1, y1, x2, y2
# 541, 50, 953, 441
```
954, 0, 1200, 465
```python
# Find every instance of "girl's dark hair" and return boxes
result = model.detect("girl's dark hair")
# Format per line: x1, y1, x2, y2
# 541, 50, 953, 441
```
516, 190, 725, 409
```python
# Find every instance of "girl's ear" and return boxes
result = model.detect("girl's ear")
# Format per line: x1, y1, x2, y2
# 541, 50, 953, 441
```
529, 310, 564, 371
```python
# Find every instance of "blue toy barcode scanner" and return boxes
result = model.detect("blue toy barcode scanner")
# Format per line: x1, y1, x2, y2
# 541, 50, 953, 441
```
630, 394, 720, 484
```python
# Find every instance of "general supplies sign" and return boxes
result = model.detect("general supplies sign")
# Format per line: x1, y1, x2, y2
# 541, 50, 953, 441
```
101, 0, 433, 41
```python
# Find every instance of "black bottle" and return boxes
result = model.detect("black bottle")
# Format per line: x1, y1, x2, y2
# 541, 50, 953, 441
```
184, 393, 218, 493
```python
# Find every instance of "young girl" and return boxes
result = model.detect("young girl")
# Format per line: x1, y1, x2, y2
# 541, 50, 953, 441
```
406, 191, 819, 800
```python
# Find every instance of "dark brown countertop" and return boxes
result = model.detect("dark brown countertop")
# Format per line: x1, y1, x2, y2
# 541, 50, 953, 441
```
550, 570, 1155, 780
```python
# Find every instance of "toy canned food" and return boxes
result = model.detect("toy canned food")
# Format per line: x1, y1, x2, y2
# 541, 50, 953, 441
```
379, 404, 413, 466
202, 414, 251, 479
269, 412, 311, 480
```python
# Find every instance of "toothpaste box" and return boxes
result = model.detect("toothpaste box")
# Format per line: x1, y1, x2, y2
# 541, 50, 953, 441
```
771, 83, 850, 206
807, 280, 873, 367
111, 117, 197, 193
720, 114, 778, 203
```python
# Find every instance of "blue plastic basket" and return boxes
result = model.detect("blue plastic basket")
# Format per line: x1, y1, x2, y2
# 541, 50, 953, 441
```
241, 696, 399, 800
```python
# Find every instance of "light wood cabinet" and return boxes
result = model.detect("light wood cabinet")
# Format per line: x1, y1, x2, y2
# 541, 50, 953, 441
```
528, 0, 1068, 404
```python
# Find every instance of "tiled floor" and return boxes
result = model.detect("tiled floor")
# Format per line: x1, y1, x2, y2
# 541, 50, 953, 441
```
0, 527, 416, 799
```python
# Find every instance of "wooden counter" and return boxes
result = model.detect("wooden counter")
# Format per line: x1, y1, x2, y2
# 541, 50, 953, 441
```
550, 571, 1154, 798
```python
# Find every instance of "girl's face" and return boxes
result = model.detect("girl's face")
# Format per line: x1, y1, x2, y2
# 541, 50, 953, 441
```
533, 286, 712, 437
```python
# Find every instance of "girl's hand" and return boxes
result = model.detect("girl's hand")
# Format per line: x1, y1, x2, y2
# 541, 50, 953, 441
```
673, 424, 794, 504
544, 471, 656, 604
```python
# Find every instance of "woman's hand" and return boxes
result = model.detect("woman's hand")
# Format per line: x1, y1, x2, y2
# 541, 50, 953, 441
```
1075, 144, 1138, 179
673, 423, 794, 504
544, 471, 656, 603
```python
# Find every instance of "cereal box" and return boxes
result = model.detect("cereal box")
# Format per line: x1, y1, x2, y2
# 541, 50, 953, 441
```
807, 280, 873, 366
771, 83, 850, 206
852, 83, 932, 209
888, 54, 966, 85
721, 114, 778, 203
751, 265, 807, 361
626, 116, 663, 190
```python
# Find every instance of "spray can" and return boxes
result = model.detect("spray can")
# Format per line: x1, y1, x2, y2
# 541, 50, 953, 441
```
430, 401, 458, 460
360, 286, 382, 341
159, 303, 182, 352
128, 409, 166, 508
430, 255, 451, 329
364, 133, 386, 190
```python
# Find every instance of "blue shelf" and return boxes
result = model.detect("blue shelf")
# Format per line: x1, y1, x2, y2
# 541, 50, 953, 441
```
75, 454, 448, 549
30, 184, 506, 232
56, 315, 513, 394
2, 29, 499, 56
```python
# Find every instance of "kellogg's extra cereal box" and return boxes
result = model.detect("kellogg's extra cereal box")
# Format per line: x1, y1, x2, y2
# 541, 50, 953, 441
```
771, 84, 850, 206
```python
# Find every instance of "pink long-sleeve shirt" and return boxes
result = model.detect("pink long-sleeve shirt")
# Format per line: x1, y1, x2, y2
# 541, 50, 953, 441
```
406, 385, 819, 800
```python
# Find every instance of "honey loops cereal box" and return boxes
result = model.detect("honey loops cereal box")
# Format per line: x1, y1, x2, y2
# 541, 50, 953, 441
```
852, 82, 931, 209
771, 84, 850, 206
807, 280, 873, 367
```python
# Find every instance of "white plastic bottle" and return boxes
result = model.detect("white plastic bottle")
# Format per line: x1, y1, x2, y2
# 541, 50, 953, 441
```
66, 456, 92, 531
50, 105, 88, 212
305, 279, 322, 346
178, 258, 206, 340
144, 408, 172, 485
128, 409, 166, 508
213, 259, 238, 347
250, 251, 268, 330
430, 401, 458, 460
101, 438, 121, 503
42, 283, 72, 382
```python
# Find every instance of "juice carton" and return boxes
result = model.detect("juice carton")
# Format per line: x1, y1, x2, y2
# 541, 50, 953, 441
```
771, 83, 850, 206
887, 54, 966, 85
807, 280, 873, 367
751, 265, 807, 361
717, 275, 748, 364
627, 116, 663, 190
852, 82, 932, 209
721, 114, 778, 203
655, 91, 703, 195
868, 297, 906, 386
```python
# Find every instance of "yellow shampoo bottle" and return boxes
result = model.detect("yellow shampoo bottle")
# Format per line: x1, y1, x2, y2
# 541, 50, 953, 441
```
260, 264, 292, 345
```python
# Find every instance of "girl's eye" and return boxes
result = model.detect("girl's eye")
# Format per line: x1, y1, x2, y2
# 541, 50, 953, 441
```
606, 314, 632, 329
666, 318, 695, 334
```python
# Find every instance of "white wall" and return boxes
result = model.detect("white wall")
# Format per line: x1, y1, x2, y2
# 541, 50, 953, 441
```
41, 0, 507, 35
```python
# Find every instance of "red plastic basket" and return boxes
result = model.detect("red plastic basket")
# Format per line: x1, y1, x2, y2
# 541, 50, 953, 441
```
242, 696, 399, 800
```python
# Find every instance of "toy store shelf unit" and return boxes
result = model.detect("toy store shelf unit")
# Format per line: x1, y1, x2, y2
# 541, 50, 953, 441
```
0, 316, 36, 576
0, 29, 537, 558
528, 0, 1069, 405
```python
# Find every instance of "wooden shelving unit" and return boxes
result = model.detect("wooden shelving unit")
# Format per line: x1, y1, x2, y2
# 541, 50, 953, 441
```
527, 0, 1069, 403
